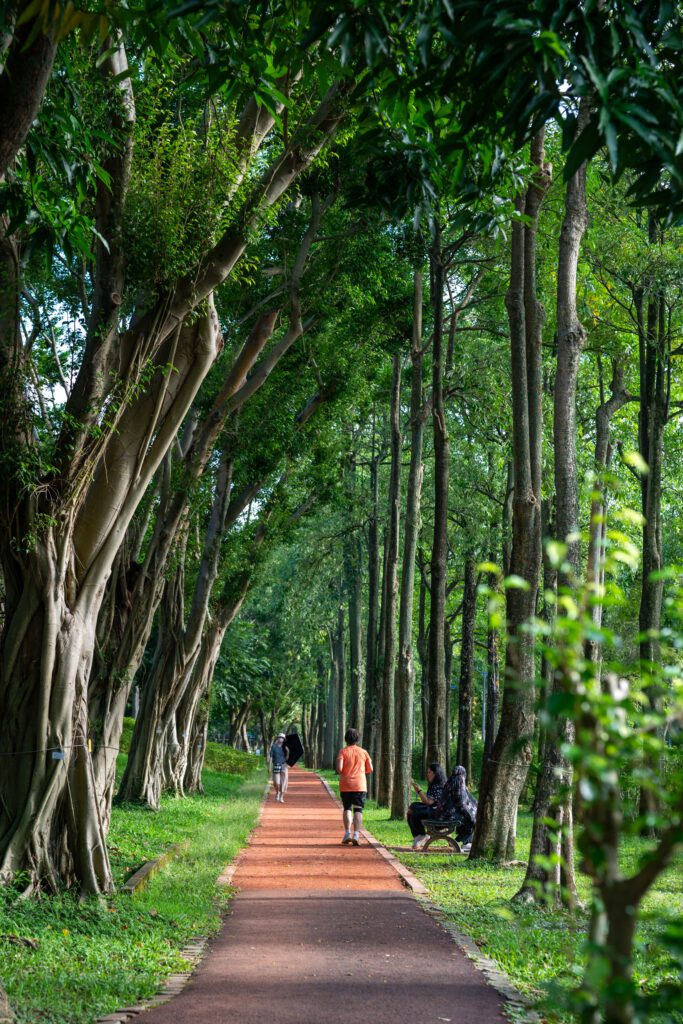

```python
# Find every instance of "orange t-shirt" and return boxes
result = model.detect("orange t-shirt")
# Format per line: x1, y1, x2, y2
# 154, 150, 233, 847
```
337, 745, 373, 792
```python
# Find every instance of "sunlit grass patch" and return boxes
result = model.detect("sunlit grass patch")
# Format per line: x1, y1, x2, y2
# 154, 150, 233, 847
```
0, 764, 266, 1024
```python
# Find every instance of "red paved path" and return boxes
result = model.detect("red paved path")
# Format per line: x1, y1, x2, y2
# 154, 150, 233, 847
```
139, 767, 507, 1024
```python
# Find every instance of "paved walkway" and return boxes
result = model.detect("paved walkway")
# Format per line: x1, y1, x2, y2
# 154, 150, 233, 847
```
139, 767, 507, 1024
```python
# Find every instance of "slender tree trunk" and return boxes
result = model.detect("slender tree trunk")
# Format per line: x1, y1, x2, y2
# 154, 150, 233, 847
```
417, 563, 430, 777
345, 475, 364, 730
585, 359, 632, 665
517, 111, 588, 903
444, 624, 454, 774
636, 221, 667, 828
426, 225, 449, 767
391, 270, 425, 818
483, 574, 500, 775
471, 130, 548, 861
371, 530, 390, 796
377, 355, 402, 806
456, 558, 476, 781
335, 602, 347, 753
323, 626, 338, 770
363, 442, 381, 755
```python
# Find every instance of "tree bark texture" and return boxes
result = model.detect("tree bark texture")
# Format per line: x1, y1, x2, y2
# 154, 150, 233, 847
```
0, 66, 346, 889
0, 303, 220, 893
362, 442, 381, 777
335, 602, 347, 754
519, 117, 588, 902
471, 131, 548, 861
483, 595, 500, 775
117, 448, 233, 807
456, 558, 476, 782
417, 561, 430, 778
377, 355, 402, 806
0, 5, 57, 182
585, 359, 633, 665
426, 228, 449, 768
344, 464, 364, 730
636, 215, 669, 827
391, 270, 425, 819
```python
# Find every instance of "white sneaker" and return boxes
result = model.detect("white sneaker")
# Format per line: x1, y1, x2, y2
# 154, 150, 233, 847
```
412, 836, 426, 850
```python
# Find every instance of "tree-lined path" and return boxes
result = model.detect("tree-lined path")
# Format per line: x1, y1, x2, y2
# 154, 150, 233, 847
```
139, 768, 507, 1024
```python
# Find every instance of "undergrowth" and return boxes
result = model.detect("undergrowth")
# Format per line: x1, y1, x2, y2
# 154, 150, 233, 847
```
315, 768, 682, 1023
0, 761, 266, 1024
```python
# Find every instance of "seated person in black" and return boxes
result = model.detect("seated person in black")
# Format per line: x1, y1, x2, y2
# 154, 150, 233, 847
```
432, 764, 478, 848
407, 763, 447, 849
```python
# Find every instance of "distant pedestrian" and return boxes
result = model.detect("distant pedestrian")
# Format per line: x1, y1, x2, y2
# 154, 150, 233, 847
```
336, 728, 372, 846
270, 732, 289, 802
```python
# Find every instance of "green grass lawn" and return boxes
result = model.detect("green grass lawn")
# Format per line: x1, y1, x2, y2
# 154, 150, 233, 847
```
316, 769, 682, 1023
0, 757, 266, 1024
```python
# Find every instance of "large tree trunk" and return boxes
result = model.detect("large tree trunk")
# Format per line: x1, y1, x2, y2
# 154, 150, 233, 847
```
377, 355, 402, 806
0, 303, 220, 893
0, 73, 347, 890
87, 193, 322, 817
471, 130, 548, 861
426, 226, 449, 767
456, 557, 476, 782
0, 5, 57, 182
391, 270, 426, 818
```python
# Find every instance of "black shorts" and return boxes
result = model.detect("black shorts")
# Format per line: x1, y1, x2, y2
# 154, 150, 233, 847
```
341, 791, 366, 812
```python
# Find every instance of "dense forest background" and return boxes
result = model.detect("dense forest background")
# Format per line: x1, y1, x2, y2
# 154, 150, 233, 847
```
1, 2, 682, 1022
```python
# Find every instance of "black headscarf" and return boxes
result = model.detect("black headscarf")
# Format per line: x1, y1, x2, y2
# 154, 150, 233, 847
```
436, 764, 478, 822
450, 765, 478, 821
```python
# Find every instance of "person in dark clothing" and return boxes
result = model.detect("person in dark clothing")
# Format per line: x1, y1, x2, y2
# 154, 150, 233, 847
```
433, 764, 478, 849
407, 763, 447, 849
270, 732, 290, 803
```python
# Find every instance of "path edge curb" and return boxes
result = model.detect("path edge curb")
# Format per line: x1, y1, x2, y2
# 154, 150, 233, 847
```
122, 840, 190, 895
314, 771, 541, 1024
94, 776, 271, 1024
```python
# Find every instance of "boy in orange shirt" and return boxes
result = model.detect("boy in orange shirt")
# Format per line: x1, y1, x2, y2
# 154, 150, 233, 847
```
336, 728, 373, 846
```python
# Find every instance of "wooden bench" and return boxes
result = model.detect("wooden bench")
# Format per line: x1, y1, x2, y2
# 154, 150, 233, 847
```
421, 819, 464, 853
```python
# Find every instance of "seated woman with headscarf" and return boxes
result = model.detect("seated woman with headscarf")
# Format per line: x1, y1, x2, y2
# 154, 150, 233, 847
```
433, 764, 478, 849
407, 763, 447, 849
